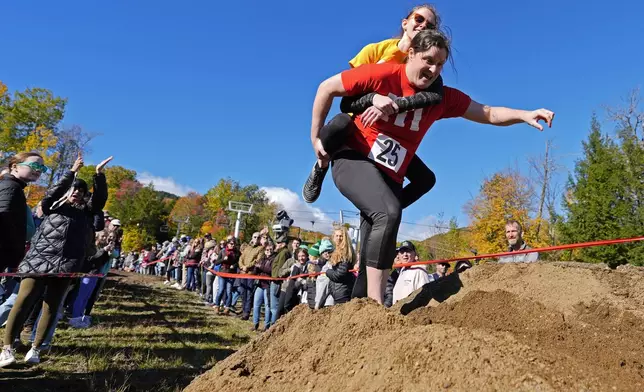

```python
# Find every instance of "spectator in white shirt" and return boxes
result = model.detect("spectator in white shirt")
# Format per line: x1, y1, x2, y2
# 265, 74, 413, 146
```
392, 241, 431, 305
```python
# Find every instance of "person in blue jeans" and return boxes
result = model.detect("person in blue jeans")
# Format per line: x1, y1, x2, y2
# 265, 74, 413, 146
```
252, 242, 274, 331
214, 238, 239, 315
269, 234, 290, 326
184, 238, 203, 291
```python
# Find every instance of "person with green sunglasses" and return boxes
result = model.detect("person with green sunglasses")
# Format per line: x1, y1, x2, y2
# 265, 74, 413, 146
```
16, 161, 49, 174
0, 152, 45, 274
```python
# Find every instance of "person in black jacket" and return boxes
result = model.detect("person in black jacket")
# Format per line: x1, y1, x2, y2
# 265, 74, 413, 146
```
324, 227, 356, 305
0, 154, 111, 368
0, 152, 46, 273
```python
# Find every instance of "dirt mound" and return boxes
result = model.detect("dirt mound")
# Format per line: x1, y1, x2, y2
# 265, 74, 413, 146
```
185, 262, 644, 392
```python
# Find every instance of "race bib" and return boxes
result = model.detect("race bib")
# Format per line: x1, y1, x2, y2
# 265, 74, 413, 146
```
368, 134, 407, 173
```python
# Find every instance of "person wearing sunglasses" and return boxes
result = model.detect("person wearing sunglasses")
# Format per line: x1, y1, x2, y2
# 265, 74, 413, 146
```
303, 4, 444, 207
310, 29, 554, 304
0, 152, 46, 274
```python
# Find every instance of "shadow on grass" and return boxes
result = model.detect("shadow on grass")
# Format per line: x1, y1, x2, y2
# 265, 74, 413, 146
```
0, 271, 251, 392
0, 361, 235, 392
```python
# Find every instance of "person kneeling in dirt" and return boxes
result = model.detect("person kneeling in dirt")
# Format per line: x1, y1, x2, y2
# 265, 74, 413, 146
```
392, 241, 430, 306
497, 219, 538, 264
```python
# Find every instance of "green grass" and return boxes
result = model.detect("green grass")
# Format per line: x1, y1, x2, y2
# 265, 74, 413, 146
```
0, 271, 253, 391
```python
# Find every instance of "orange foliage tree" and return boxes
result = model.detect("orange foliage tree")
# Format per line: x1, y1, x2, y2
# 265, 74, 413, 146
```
168, 192, 208, 237
465, 169, 547, 258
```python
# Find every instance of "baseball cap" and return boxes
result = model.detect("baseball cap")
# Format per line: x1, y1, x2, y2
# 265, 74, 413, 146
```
111, 219, 121, 226
397, 240, 416, 253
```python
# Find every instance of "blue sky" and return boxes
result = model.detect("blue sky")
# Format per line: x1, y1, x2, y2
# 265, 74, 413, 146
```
2, 0, 643, 240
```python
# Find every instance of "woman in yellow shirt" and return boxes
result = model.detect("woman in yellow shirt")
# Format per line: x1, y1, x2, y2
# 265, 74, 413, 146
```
303, 4, 444, 215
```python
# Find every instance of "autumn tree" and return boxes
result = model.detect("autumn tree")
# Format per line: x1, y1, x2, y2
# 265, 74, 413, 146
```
465, 168, 538, 257
168, 192, 208, 237
109, 180, 173, 244
204, 178, 277, 241
0, 82, 66, 153
77, 164, 137, 210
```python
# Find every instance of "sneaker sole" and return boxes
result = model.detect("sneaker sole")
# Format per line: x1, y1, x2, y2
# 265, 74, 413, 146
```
302, 163, 327, 204
0, 358, 16, 368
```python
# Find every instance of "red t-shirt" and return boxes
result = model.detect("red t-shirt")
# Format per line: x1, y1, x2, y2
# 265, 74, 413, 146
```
341, 63, 472, 183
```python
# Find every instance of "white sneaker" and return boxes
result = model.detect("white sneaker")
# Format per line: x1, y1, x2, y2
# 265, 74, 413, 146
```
0, 347, 16, 368
163, 280, 171, 285
24, 347, 40, 364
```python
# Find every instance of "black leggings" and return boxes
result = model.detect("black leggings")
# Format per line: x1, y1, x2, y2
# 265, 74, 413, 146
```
332, 150, 403, 298
321, 114, 436, 209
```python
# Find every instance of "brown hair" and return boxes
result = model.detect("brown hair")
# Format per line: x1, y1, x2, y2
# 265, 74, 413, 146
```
398, 4, 441, 37
7, 152, 43, 171
409, 29, 451, 60
330, 227, 356, 266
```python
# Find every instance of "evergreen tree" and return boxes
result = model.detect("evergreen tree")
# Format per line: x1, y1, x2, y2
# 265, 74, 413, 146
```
560, 115, 634, 267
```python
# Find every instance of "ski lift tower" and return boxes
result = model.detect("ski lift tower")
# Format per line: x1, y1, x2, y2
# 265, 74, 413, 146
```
228, 201, 253, 239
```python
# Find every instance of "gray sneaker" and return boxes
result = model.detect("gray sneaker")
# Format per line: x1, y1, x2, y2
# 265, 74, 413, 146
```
302, 162, 329, 203
24, 347, 40, 364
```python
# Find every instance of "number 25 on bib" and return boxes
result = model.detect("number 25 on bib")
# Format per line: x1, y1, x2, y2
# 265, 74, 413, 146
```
368, 134, 407, 173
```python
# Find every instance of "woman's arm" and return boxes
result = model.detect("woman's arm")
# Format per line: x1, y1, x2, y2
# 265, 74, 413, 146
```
41, 171, 76, 214
462, 101, 555, 130
311, 74, 348, 146
87, 173, 108, 214
340, 75, 445, 114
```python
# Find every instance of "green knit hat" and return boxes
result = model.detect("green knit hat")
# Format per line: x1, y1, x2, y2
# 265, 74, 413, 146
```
308, 241, 321, 257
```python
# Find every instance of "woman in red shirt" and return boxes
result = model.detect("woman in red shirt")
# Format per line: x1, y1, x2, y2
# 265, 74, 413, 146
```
310, 29, 554, 304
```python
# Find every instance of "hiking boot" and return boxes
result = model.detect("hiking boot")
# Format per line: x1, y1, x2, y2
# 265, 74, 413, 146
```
240, 314, 250, 321
250, 324, 258, 332
223, 308, 230, 316
24, 347, 40, 364
302, 162, 328, 204
0, 347, 16, 368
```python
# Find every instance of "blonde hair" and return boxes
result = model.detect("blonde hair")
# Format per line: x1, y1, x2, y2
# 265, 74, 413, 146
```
330, 227, 356, 266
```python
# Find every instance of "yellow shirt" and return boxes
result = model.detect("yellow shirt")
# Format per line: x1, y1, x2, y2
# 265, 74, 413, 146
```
348, 38, 407, 68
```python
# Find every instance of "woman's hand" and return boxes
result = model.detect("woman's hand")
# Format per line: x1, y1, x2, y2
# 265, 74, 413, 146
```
96, 156, 114, 174
372, 94, 399, 116
522, 109, 555, 131
313, 138, 329, 167
360, 106, 387, 127
71, 153, 84, 173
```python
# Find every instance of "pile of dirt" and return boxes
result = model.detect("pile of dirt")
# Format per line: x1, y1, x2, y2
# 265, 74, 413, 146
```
185, 262, 644, 392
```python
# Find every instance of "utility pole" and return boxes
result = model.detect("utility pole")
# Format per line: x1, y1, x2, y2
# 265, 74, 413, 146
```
340, 210, 344, 225
227, 201, 253, 239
